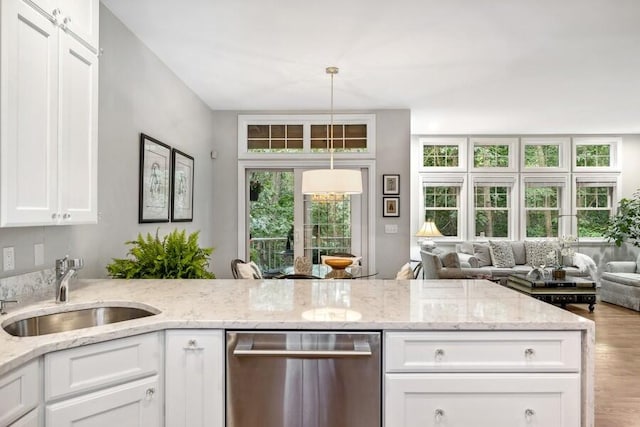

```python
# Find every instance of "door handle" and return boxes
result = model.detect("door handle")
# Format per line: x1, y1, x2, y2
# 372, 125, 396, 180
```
233, 335, 372, 358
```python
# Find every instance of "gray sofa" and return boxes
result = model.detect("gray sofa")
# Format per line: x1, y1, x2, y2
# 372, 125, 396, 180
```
600, 254, 640, 311
420, 241, 597, 282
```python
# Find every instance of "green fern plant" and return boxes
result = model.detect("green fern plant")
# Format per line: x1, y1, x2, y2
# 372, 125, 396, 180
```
106, 229, 215, 279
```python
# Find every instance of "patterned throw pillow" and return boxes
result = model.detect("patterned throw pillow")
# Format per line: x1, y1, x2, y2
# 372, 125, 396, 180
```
524, 240, 556, 267
488, 241, 516, 268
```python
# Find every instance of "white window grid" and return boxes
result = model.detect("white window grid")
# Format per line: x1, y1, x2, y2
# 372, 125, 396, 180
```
418, 137, 467, 172
520, 137, 571, 172
418, 173, 466, 241
572, 136, 621, 172
469, 137, 519, 172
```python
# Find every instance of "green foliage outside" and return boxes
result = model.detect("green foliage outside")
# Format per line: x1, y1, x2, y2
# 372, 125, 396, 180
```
249, 171, 294, 239
106, 229, 215, 279
603, 191, 640, 247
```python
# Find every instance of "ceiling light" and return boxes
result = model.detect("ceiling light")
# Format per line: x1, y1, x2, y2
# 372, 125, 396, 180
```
301, 67, 362, 195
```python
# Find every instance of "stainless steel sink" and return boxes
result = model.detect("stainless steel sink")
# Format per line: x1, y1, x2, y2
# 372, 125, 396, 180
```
2, 305, 158, 337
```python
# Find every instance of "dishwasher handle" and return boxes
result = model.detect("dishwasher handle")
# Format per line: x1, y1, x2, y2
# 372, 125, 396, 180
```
232, 335, 372, 358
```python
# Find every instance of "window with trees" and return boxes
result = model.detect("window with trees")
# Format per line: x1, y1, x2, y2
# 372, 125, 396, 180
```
524, 184, 560, 237
575, 182, 615, 238
423, 186, 459, 237
470, 138, 518, 172
473, 184, 511, 238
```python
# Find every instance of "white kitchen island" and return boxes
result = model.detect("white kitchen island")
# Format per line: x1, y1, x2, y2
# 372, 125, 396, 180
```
0, 278, 594, 427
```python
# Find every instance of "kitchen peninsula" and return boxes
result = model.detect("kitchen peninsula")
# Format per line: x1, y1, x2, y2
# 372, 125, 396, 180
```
0, 278, 594, 427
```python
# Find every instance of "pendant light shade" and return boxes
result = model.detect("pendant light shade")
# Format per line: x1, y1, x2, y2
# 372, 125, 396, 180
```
301, 67, 363, 196
301, 169, 363, 194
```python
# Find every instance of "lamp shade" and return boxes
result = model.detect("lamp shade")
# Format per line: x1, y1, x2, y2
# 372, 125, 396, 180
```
416, 220, 443, 237
301, 169, 363, 195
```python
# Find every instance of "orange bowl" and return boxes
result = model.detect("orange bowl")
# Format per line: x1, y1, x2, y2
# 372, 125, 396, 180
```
325, 258, 353, 269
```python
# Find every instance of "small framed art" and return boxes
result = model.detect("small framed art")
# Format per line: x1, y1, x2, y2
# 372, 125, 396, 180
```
383, 197, 400, 217
171, 149, 194, 222
139, 134, 171, 223
383, 174, 400, 195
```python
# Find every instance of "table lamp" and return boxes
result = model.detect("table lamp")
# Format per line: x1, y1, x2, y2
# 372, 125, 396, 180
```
416, 219, 442, 250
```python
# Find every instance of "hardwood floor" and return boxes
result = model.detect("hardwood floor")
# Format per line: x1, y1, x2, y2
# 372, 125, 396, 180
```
566, 301, 640, 426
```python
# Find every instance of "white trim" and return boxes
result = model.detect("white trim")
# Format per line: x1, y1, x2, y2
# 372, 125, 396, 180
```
469, 173, 518, 240
572, 136, 621, 172
417, 173, 467, 242
238, 113, 376, 160
572, 172, 621, 241
469, 137, 519, 172
520, 137, 571, 172
417, 137, 467, 172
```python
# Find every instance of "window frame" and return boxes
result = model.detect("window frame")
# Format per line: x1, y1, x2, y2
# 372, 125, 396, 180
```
572, 136, 621, 172
418, 173, 466, 242
520, 174, 570, 239
520, 137, 571, 172
572, 173, 621, 241
418, 137, 467, 172
469, 174, 518, 240
469, 137, 519, 172
238, 114, 376, 160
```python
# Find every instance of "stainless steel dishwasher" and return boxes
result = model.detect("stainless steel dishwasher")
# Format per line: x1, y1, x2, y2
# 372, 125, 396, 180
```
226, 331, 381, 427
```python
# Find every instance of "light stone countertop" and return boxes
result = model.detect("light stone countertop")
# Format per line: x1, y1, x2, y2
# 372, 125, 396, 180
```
0, 278, 595, 377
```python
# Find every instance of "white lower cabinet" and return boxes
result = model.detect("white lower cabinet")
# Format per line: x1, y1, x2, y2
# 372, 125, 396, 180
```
165, 330, 224, 427
0, 358, 41, 427
44, 333, 163, 427
384, 331, 582, 427
9, 407, 42, 427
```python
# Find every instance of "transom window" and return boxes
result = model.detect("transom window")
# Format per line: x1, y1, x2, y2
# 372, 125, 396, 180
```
247, 124, 303, 152
423, 145, 459, 167
474, 145, 509, 168
310, 124, 367, 152
524, 145, 560, 168
576, 145, 610, 167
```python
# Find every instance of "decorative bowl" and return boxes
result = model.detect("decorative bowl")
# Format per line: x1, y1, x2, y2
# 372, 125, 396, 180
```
324, 258, 353, 269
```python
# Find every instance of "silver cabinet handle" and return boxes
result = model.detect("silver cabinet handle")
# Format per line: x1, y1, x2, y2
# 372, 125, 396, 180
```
525, 408, 535, 420
435, 348, 445, 360
435, 408, 445, 421
63, 16, 71, 24
524, 348, 535, 358
63, 213, 71, 219
183, 339, 203, 351
145, 387, 155, 400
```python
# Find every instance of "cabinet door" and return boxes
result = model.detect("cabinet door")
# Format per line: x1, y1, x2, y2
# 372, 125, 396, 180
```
57, 0, 99, 50
385, 373, 580, 427
0, 0, 59, 227
9, 407, 42, 427
165, 330, 224, 427
0, 359, 41, 426
57, 32, 98, 224
46, 376, 161, 427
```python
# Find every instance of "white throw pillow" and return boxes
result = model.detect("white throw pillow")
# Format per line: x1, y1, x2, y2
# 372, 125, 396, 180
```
236, 261, 262, 279
395, 263, 414, 280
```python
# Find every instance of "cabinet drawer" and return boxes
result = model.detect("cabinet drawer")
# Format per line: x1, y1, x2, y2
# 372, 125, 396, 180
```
8, 406, 41, 427
385, 331, 581, 372
0, 359, 41, 427
46, 375, 160, 427
45, 332, 161, 401
385, 373, 580, 427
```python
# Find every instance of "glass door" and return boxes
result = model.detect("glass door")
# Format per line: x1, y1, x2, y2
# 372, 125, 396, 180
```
247, 169, 364, 276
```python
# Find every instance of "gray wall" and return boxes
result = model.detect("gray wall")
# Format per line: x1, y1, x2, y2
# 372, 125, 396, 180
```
0, 6, 217, 279
208, 109, 411, 279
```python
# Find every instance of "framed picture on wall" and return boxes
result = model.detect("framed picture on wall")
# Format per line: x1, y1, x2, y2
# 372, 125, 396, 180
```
139, 134, 171, 223
383, 197, 400, 217
171, 149, 194, 222
383, 174, 400, 195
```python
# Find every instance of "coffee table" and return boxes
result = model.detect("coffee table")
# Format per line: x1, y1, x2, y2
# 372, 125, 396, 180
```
505, 274, 597, 312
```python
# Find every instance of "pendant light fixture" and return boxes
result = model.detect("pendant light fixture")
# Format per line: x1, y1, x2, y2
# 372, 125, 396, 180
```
301, 67, 363, 195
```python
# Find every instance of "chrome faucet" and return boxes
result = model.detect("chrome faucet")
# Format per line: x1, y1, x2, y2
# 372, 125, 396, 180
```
55, 255, 84, 303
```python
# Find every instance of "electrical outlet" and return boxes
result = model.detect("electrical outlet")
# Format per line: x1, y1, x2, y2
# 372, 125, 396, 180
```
3, 247, 15, 271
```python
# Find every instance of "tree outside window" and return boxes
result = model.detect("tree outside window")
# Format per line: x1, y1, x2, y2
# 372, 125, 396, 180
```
525, 185, 559, 237
423, 145, 459, 167
524, 145, 560, 168
474, 145, 509, 168
474, 186, 509, 238
576, 185, 612, 237
576, 144, 610, 167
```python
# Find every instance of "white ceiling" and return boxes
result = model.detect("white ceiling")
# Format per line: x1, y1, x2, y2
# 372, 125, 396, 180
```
101, 0, 640, 134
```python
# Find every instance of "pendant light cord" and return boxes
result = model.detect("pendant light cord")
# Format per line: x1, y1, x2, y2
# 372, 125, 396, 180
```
327, 67, 338, 170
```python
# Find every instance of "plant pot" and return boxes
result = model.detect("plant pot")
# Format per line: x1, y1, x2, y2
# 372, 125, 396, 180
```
552, 269, 566, 280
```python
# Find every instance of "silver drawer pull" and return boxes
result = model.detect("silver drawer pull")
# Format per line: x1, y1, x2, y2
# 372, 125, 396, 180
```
524, 348, 535, 358
184, 339, 203, 351
435, 408, 445, 421
435, 348, 445, 360
525, 408, 535, 420
145, 387, 155, 400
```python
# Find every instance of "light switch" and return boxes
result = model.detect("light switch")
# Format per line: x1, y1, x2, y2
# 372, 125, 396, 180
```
385, 224, 398, 234
3, 247, 15, 271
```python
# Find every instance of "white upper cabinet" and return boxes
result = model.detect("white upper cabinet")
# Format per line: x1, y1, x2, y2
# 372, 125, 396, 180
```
0, 0, 98, 227
25, 0, 99, 50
